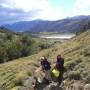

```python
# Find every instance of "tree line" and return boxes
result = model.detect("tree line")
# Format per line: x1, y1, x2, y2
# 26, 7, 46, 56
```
0, 32, 50, 63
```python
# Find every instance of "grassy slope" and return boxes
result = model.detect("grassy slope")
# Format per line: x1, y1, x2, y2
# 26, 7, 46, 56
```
0, 30, 90, 89
59, 30, 90, 82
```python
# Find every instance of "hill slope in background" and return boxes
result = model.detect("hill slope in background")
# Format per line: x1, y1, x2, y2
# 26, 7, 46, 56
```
0, 29, 90, 89
0, 27, 55, 64
0, 27, 15, 34
2, 15, 90, 33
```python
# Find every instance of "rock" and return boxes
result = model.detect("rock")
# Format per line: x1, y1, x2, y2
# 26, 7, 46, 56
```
44, 82, 62, 90
23, 77, 36, 90
66, 82, 84, 90
84, 84, 90, 90
16, 75, 90, 90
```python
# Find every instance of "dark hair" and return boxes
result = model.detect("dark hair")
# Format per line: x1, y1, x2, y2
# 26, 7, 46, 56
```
57, 54, 61, 59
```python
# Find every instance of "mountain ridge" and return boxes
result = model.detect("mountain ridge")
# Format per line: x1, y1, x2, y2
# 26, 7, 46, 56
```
2, 15, 90, 33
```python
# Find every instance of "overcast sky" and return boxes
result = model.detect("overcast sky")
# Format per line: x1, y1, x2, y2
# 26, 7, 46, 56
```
0, 0, 90, 25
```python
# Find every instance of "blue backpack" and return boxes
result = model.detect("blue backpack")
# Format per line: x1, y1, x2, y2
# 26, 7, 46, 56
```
41, 60, 51, 70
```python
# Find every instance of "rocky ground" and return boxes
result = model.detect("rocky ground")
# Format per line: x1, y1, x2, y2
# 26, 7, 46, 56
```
8, 75, 90, 90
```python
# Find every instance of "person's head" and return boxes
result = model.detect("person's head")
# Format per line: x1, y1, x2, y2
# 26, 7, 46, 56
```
57, 54, 61, 59
40, 56, 46, 61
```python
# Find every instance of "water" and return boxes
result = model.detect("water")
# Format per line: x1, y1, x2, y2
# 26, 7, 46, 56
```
37, 34, 75, 39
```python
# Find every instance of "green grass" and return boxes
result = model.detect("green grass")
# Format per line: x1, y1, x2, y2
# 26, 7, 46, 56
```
0, 30, 90, 89
0, 48, 54, 89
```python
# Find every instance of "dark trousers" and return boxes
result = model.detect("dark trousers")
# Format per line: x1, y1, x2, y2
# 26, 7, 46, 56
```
58, 70, 64, 85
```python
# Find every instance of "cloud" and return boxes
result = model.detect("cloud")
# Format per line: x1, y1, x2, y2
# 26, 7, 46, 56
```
0, 5, 39, 25
0, 0, 63, 25
74, 0, 90, 9
0, 0, 90, 25
72, 0, 90, 16
33, 6, 62, 21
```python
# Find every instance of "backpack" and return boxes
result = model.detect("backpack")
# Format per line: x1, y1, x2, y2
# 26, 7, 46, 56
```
51, 68, 60, 78
41, 60, 51, 71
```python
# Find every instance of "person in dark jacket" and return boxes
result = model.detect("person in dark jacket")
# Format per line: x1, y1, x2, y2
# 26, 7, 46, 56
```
55, 54, 64, 85
56, 54, 64, 71
40, 57, 51, 71
40, 57, 51, 84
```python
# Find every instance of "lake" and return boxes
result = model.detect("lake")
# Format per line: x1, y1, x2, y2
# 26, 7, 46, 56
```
32, 33, 76, 39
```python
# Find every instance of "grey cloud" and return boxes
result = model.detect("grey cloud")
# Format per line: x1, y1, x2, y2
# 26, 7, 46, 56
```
0, 0, 6, 3
0, 3, 40, 25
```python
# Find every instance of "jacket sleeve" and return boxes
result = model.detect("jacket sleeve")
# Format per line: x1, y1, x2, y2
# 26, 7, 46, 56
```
62, 58, 64, 65
60, 58, 64, 68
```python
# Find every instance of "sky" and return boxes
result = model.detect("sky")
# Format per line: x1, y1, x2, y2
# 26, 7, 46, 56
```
0, 0, 90, 25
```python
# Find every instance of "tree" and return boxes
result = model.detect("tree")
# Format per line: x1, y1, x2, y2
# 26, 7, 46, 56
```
0, 45, 8, 63
6, 40, 22, 61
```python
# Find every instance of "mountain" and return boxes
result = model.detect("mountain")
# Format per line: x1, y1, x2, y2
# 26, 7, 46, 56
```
2, 15, 90, 33
0, 27, 15, 34
0, 28, 90, 89
2, 20, 42, 32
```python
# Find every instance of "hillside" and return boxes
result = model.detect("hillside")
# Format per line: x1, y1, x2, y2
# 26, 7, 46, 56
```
0, 29, 90, 89
2, 15, 90, 33
0, 27, 54, 64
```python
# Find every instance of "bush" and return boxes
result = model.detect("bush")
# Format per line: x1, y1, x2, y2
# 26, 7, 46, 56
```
65, 57, 72, 61
65, 60, 76, 70
39, 43, 50, 50
68, 71, 81, 80
10, 86, 23, 90
14, 72, 29, 86
85, 74, 90, 83
84, 49, 90, 56
6, 41, 22, 61
26, 71, 32, 76
65, 58, 82, 71
0, 45, 8, 63
0, 33, 40, 63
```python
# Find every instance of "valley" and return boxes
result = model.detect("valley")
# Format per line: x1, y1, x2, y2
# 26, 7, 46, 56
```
0, 28, 90, 90
0, 15, 90, 90
0, 0, 90, 89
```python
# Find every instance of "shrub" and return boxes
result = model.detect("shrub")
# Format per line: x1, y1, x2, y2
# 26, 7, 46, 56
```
85, 74, 90, 83
82, 70, 90, 83
65, 58, 82, 71
68, 71, 81, 80
84, 49, 90, 56
39, 43, 50, 50
64, 60, 76, 70
10, 86, 22, 90
26, 71, 32, 77
65, 57, 72, 61
14, 72, 29, 86
0, 32, 43, 63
